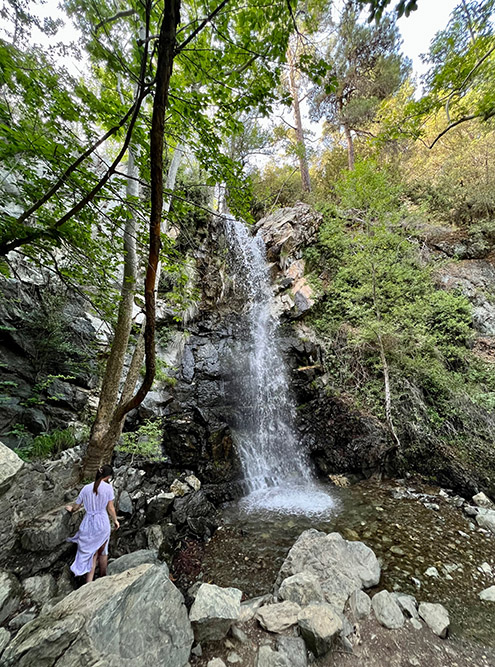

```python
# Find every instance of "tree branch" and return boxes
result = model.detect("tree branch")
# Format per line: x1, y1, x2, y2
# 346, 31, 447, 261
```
95, 9, 137, 32
428, 110, 495, 149
175, 0, 230, 55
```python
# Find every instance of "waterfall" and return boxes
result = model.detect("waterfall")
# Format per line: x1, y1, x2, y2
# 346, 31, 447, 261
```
224, 215, 336, 515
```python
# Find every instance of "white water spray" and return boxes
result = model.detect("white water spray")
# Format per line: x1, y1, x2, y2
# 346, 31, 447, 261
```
224, 215, 336, 515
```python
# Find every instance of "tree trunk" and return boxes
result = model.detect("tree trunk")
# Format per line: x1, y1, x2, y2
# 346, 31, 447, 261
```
287, 44, 311, 193
343, 123, 354, 170
82, 1, 181, 477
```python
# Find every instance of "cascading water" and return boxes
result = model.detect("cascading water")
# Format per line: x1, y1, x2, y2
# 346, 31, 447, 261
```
224, 215, 336, 515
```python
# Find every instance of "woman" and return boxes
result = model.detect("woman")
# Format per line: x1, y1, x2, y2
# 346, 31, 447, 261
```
66, 464, 120, 583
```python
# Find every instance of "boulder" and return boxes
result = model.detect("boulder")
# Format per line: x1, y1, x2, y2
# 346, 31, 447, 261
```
146, 492, 175, 523
185, 475, 201, 491
475, 508, 495, 535
170, 480, 191, 497
276, 531, 380, 613
256, 601, 301, 633
278, 572, 324, 607
189, 583, 242, 642
392, 593, 418, 619
20, 507, 78, 552
118, 490, 133, 515
256, 645, 289, 667
0, 570, 21, 624
107, 549, 160, 576
418, 602, 450, 638
479, 586, 495, 602
276, 636, 307, 667
349, 589, 371, 619
23, 574, 57, 606
1, 563, 193, 667
0, 442, 24, 494
9, 610, 37, 631
297, 603, 343, 657
372, 590, 404, 630
472, 492, 493, 508
238, 595, 271, 623
146, 525, 164, 551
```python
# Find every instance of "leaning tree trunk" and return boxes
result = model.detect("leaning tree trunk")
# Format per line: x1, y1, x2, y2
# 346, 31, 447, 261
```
343, 123, 355, 171
83, 0, 181, 477
287, 43, 311, 193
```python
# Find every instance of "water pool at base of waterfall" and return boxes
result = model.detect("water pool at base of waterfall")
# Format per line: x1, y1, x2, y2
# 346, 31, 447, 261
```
199, 478, 495, 646
238, 482, 339, 516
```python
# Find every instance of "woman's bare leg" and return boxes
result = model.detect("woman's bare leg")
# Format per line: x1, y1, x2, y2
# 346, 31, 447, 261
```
97, 542, 108, 577
86, 552, 98, 583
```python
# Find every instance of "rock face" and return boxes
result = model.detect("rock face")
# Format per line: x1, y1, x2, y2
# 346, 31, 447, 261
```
189, 583, 242, 642
276, 530, 380, 613
1, 563, 193, 667
0, 570, 21, 624
0, 443, 24, 494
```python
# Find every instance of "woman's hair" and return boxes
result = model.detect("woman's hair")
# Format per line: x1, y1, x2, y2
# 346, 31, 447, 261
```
93, 464, 114, 495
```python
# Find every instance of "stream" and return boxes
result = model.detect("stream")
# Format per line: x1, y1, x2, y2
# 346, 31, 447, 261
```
201, 477, 495, 647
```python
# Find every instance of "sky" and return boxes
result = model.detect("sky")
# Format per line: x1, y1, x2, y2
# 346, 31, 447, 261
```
397, 0, 459, 78
32, 0, 460, 78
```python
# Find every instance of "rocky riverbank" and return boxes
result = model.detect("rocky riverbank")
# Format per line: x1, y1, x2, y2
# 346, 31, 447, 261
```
1, 439, 495, 665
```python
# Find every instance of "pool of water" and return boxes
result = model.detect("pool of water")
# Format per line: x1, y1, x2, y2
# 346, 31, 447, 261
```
200, 478, 495, 646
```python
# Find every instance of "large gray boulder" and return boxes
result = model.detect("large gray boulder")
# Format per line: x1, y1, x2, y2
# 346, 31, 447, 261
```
20, 507, 79, 552
0, 570, 21, 624
276, 531, 380, 613
418, 602, 450, 638
297, 603, 343, 657
372, 590, 404, 630
278, 572, 324, 607
1, 563, 193, 667
0, 443, 24, 494
189, 583, 242, 642
107, 549, 160, 575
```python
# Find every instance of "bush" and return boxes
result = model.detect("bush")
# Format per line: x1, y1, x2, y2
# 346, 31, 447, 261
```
116, 419, 165, 463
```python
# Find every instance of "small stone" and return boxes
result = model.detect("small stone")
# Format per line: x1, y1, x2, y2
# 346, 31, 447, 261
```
276, 636, 307, 667
418, 602, 450, 638
227, 652, 242, 664
438, 490, 449, 499
185, 475, 201, 491
411, 577, 421, 589
191, 644, 202, 657
207, 660, 227, 667
390, 546, 406, 556
410, 618, 423, 630
231, 626, 249, 644
480, 562, 492, 575
409, 658, 420, 666
425, 567, 440, 578
423, 502, 440, 511
479, 586, 495, 602
392, 593, 418, 619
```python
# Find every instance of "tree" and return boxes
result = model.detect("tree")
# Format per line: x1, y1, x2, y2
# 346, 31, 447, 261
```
309, 0, 408, 169
0, 0, 298, 474
407, 0, 495, 148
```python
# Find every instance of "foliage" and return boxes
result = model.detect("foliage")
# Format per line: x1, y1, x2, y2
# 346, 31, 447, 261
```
14, 427, 76, 461
116, 419, 165, 463
309, 1, 409, 166
307, 164, 490, 428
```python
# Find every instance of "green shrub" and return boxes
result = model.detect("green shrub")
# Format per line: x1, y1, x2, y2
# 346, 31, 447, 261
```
116, 419, 165, 463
